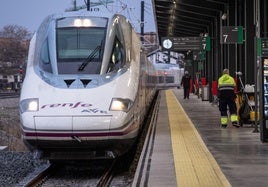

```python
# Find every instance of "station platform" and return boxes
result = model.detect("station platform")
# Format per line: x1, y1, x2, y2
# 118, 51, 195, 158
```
132, 89, 268, 187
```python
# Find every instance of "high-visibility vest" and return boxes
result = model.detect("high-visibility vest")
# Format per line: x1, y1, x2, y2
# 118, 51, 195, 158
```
218, 74, 236, 91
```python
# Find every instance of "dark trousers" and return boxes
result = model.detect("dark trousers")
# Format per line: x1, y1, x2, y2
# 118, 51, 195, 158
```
219, 97, 237, 116
183, 87, 190, 99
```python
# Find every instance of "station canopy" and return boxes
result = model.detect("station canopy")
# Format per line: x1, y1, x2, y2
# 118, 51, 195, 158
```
152, 0, 227, 39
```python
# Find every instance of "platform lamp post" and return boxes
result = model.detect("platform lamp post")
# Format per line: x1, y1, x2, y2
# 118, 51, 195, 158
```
140, 1, 144, 44
255, 0, 260, 134
255, 0, 261, 135
86, 0, 90, 11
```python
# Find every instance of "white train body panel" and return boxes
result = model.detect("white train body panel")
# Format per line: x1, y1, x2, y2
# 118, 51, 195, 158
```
20, 11, 156, 159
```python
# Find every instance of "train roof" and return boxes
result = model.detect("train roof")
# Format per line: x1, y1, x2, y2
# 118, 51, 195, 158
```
43, 10, 116, 23
36, 9, 131, 32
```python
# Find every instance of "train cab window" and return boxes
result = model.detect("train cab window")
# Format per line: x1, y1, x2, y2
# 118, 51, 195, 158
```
56, 27, 106, 74
55, 17, 108, 75
107, 38, 124, 73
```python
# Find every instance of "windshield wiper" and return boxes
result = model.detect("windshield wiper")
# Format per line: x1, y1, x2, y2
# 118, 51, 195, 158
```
78, 45, 101, 71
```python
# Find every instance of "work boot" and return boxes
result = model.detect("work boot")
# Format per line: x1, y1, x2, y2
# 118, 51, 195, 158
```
232, 121, 240, 128
221, 124, 227, 128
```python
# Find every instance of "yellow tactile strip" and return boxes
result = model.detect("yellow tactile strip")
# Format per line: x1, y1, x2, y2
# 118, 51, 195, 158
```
166, 90, 232, 187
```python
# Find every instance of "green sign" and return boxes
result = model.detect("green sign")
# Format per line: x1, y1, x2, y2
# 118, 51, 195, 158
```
201, 36, 211, 51
257, 38, 262, 57
193, 51, 206, 61
201, 51, 205, 60
198, 61, 203, 70
238, 26, 243, 44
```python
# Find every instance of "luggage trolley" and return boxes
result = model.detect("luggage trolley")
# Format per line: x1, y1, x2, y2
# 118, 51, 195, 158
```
236, 72, 257, 126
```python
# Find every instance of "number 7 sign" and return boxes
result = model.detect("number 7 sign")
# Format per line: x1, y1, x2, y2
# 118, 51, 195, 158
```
221, 26, 243, 44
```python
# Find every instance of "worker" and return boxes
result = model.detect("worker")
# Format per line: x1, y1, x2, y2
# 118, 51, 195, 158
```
218, 69, 239, 128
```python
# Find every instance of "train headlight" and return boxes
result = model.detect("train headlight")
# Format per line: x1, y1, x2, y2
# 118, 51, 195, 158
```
109, 98, 133, 112
20, 98, 39, 113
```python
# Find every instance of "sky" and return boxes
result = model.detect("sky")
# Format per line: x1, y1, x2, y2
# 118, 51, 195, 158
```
0, 0, 156, 34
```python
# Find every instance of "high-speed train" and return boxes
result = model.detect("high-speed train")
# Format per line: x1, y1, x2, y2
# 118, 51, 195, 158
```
19, 11, 157, 160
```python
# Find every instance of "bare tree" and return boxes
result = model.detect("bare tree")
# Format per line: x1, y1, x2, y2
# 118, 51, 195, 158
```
0, 25, 32, 68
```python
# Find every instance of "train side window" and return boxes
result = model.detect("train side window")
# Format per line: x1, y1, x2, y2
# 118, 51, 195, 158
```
41, 40, 50, 64
107, 38, 124, 73
40, 39, 52, 73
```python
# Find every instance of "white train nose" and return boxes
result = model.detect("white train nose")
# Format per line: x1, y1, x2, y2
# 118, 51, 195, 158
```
34, 116, 111, 131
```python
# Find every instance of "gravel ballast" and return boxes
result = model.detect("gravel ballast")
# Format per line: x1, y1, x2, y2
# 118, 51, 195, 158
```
0, 97, 45, 186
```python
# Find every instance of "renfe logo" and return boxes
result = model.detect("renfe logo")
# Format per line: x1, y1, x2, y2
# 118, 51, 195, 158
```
41, 102, 92, 109
40, 101, 108, 114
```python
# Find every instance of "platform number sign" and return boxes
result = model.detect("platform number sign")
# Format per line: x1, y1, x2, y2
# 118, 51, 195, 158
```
201, 36, 211, 51
221, 26, 243, 44
262, 38, 268, 57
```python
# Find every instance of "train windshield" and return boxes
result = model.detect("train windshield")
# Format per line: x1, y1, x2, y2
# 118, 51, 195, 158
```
55, 17, 107, 74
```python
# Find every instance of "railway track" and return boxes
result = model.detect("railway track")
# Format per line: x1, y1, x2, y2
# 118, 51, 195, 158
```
21, 164, 56, 187
0, 92, 20, 99
20, 159, 117, 187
